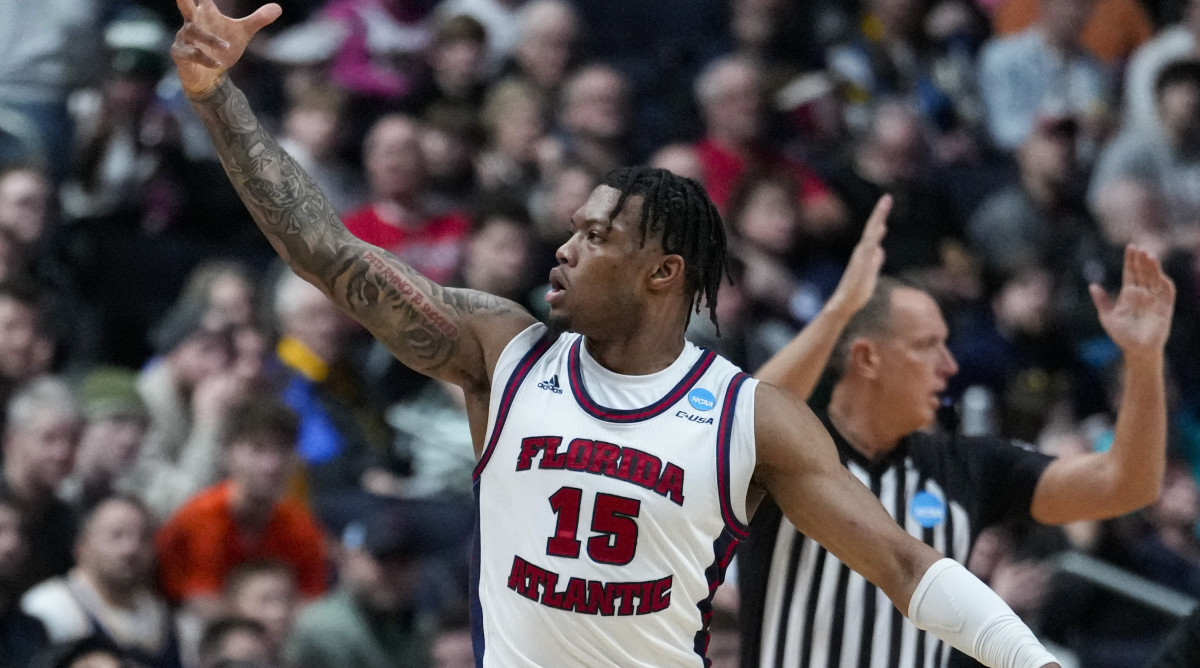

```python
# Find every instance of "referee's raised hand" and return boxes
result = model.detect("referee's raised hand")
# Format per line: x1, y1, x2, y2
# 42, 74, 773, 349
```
170, 0, 281, 97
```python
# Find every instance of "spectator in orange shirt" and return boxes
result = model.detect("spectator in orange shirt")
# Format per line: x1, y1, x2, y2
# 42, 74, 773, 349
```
991, 0, 1153, 66
156, 396, 327, 622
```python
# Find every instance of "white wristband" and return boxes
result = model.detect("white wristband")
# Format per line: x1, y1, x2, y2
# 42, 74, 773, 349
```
908, 558, 1058, 668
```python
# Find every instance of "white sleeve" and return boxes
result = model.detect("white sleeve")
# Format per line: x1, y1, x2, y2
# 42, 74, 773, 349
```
908, 558, 1057, 668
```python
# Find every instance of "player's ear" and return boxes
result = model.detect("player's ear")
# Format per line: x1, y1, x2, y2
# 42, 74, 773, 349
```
848, 338, 881, 379
648, 254, 685, 293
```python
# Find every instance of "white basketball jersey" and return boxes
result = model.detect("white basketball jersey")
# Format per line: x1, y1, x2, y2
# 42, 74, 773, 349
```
472, 324, 758, 667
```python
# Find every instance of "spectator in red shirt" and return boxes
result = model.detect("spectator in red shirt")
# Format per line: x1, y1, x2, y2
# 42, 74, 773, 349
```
342, 114, 470, 285
156, 396, 327, 622
691, 55, 848, 232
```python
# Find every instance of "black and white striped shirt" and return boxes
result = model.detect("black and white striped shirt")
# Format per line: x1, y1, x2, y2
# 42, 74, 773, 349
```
738, 413, 1053, 668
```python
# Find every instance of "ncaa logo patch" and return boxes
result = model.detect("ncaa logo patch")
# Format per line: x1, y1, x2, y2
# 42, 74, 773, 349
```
687, 388, 716, 412
910, 491, 945, 528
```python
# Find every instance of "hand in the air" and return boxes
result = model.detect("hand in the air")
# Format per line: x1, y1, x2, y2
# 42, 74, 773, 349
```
826, 194, 889, 315
1090, 245, 1175, 363
171, 0, 281, 97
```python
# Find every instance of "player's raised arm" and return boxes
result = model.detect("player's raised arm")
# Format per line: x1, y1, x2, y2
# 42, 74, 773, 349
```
753, 195, 889, 400
169, 0, 536, 393
751, 384, 1060, 668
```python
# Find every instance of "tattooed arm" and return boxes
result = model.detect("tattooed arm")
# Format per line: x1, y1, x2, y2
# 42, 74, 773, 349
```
171, 0, 537, 397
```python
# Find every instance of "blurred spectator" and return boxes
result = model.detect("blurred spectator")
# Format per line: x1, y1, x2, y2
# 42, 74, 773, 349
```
503, 0, 580, 96
823, 100, 972, 301
283, 506, 439, 668
0, 494, 50, 665
1091, 178, 1172, 259
385, 380, 474, 501
344, 114, 471, 285
0, 376, 81, 594
978, 0, 1112, 152
0, 279, 57, 414
827, 0, 988, 145
0, 167, 97, 370
419, 107, 482, 212
320, 0, 433, 106
991, 0, 1154, 66
21, 495, 182, 668
176, 260, 259, 333
155, 397, 327, 620
221, 560, 297, 664
130, 300, 244, 520
0, 166, 53, 254
271, 269, 396, 524
967, 113, 1118, 390
552, 64, 633, 176
722, 171, 818, 367
949, 265, 1078, 443
968, 113, 1101, 277
60, 368, 148, 513
411, 14, 490, 123
459, 199, 538, 307
60, 14, 185, 236
1090, 59, 1200, 236
278, 86, 365, 215
197, 617, 274, 668
648, 143, 703, 182
435, 0, 526, 76
691, 55, 848, 230
475, 78, 551, 199
1123, 0, 1200, 132
0, 0, 101, 176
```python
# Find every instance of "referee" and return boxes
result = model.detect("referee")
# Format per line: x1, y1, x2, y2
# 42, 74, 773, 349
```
738, 197, 1176, 668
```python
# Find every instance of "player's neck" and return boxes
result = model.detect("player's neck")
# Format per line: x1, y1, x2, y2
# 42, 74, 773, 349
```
582, 330, 687, 377
827, 390, 904, 461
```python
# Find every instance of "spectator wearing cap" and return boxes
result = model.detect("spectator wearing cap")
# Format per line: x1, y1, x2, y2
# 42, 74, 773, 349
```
129, 298, 249, 520
21, 495, 183, 668
0, 376, 83, 594
1091, 60, 1200, 236
60, 12, 187, 233
283, 503, 438, 668
0, 493, 51, 665
156, 396, 327, 622
978, 0, 1112, 152
60, 368, 148, 513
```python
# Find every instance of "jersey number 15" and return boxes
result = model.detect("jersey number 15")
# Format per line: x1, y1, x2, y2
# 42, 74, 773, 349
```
546, 487, 641, 565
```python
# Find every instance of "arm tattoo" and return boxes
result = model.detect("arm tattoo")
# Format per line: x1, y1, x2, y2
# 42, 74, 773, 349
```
189, 77, 522, 376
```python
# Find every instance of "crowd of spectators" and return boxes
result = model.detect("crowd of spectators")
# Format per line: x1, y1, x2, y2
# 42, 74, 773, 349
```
1, 0, 1200, 665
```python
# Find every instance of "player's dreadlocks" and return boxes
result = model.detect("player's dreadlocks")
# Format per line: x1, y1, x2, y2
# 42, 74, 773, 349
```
601, 166, 729, 332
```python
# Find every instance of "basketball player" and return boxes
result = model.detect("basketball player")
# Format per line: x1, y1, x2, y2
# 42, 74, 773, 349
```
739, 203, 1174, 667
168, 2, 1059, 666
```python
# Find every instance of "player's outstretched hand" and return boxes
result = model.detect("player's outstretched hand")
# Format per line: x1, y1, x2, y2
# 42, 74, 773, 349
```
826, 194, 889, 315
171, 0, 281, 97
1089, 244, 1175, 363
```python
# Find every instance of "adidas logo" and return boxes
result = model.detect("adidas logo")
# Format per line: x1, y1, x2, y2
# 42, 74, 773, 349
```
537, 374, 563, 394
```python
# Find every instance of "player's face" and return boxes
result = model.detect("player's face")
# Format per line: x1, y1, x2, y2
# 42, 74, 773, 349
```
547, 186, 661, 337
872, 288, 958, 431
